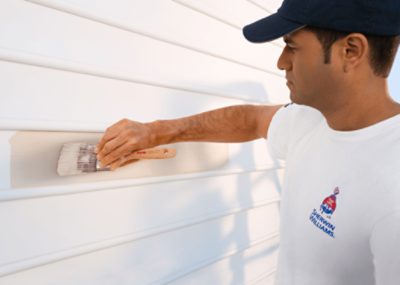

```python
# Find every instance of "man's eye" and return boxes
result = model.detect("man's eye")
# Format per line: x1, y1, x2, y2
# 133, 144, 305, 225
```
285, 45, 296, 52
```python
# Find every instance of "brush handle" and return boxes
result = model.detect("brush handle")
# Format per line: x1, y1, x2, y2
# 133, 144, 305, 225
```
129, 148, 176, 159
95, 147, 176, 172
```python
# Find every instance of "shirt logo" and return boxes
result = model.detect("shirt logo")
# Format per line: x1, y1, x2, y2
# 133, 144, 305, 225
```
309, 187, 340, 238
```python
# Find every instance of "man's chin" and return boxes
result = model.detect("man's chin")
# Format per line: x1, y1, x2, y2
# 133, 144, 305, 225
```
289, 92, 307, 106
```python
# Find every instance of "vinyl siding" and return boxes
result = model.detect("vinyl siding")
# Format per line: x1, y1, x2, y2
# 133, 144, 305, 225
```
0, 0, 287, 284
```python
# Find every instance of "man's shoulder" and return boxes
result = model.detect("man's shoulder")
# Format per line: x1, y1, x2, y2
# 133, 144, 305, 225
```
273, 103, 324, 136
267, 103, 324, 160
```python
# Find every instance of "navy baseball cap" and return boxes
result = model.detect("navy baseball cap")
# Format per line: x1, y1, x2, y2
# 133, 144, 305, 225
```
243, 0, 400, 43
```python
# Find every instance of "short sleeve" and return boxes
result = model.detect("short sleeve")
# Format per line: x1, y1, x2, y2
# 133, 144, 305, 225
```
370, 211, 400, 285
266, 103, 323, 160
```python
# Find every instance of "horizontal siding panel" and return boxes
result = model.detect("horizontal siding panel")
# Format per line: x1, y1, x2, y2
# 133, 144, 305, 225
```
0, 170, 282, 270
0, 130, 279, 191
0, 59, 255, 128
168, 237, 278, 285
0, 203, 280, 284
6, 131, 228, 189
28, 0, 284, 74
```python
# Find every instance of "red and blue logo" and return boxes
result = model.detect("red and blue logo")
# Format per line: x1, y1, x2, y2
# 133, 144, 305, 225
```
320, 187, 340, 218
309, 187, 340, 238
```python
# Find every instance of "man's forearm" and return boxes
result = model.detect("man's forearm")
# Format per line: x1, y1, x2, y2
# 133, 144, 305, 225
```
147, 104, 282, 145
96, 104, 283, 169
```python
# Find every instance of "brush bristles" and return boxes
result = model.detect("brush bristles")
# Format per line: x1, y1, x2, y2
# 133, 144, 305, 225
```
57, 143, 98, 176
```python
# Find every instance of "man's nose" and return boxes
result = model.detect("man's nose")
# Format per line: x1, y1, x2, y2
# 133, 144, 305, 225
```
277, 48, 292, 71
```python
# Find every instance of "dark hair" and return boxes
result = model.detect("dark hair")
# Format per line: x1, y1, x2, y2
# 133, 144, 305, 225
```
306, 26, 400, 78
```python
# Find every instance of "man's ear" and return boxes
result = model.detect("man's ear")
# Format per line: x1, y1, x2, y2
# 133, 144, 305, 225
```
339, 33, 369, 72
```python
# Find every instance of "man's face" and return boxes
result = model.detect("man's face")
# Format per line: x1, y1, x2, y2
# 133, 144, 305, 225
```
278, 29, 344, 110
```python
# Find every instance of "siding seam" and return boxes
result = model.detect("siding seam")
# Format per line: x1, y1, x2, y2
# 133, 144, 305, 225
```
172, 0, 242, 29
0, 168, 284, 201
0, 118, 106, 133
246, 0, 274, 14
246, 267, 277, 285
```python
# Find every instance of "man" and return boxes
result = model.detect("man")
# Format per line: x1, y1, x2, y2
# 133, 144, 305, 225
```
96, 0, 400, 284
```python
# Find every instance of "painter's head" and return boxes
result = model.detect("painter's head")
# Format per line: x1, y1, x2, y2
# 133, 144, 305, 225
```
243, 0, 400, 108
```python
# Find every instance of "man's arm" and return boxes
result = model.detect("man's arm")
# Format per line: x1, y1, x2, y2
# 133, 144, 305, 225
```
96, 104, 283, 169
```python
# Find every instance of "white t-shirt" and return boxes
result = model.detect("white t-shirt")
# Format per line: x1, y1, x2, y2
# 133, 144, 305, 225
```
267, 103, 400, 285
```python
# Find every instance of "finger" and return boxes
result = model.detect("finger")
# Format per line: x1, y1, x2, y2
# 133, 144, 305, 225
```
120, 158, 139, 167
103, 146, 132, 166
109, 158, 123, 171
96, 131, 117, 154
110, 157, 139, 170
97, 140, 129, 167
110, 150, 144, 170
98, 136, 139, 166
97, 135, 127, 161
96, 120, 126, 153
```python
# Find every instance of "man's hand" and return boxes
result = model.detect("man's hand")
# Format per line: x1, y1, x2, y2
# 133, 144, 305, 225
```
95, 119, 155, 170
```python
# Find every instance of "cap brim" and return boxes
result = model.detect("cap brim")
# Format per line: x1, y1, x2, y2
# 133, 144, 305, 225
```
243, 13, 305, 43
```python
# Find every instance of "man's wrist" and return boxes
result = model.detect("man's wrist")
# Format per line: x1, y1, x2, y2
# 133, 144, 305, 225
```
146, 119, 182, 146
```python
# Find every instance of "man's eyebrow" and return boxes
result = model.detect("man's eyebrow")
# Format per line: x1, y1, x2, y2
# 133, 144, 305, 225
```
283, 37, 295, 44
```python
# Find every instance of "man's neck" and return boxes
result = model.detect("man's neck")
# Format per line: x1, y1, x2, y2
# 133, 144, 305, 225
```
320, 81, 400, 131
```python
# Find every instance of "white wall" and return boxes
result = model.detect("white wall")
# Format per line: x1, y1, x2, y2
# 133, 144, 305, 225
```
0, 0, 287, 284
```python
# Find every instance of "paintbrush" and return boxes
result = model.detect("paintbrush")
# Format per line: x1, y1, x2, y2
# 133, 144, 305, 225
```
57, 142, 176, 176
